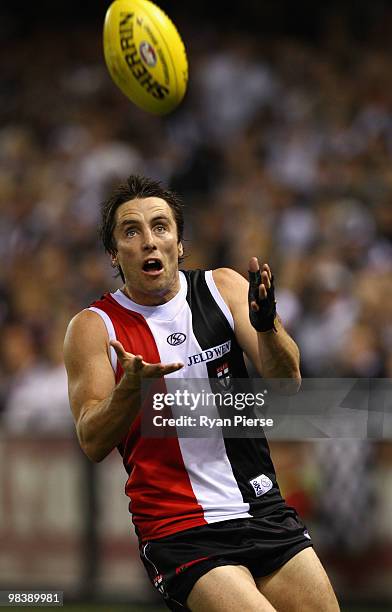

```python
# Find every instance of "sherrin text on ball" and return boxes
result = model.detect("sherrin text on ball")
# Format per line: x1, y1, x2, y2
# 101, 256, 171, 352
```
103, 0, 188, 114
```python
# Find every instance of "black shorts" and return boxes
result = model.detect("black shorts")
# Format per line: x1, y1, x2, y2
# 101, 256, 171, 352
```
140, 505, 313, 611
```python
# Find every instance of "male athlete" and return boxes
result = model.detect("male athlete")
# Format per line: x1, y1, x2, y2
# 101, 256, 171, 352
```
64, 175, 339, 611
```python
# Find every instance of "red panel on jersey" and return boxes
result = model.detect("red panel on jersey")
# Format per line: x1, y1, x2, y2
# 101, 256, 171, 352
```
90, 293, 206, 541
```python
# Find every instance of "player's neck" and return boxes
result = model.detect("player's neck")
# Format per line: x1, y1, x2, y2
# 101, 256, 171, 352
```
122, 275, 181, 306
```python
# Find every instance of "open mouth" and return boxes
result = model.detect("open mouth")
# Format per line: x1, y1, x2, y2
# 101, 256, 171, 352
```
142, 258, 163, 274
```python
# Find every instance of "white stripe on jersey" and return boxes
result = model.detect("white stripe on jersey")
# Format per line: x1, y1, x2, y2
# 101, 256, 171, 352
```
88, 306, 118, 371
205, 269, 234, 331
111, 272, 251, 523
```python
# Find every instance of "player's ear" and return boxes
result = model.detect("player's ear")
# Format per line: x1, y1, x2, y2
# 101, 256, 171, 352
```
178, 242, 184, 258
111, 251, 118, 268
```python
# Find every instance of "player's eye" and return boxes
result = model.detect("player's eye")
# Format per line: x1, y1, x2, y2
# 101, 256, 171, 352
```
155, 224, 166, 233
125, 228, 137, 237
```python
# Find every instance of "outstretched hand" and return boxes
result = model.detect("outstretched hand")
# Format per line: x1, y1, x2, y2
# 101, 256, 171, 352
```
110, 340, 184, 386
248, 257, 277, 332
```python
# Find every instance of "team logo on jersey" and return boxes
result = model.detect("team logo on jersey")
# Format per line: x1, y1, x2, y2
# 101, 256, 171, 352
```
249, 473, 273, 497
216, 362, 232, 390
167, 332, 186, 346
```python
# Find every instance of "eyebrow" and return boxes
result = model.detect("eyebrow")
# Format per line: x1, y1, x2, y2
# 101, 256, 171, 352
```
119, 215, 171, 228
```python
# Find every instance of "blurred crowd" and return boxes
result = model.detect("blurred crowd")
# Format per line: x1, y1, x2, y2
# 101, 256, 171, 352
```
1, 9, 391, 432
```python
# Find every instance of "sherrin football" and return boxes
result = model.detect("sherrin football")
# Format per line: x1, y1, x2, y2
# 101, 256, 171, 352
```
103, 0, 188, 115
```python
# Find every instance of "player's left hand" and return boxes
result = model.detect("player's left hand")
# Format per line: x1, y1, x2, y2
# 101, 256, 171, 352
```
248, 257, 277, 332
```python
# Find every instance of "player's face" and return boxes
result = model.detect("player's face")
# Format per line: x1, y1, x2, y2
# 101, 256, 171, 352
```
112, 197, 183, 305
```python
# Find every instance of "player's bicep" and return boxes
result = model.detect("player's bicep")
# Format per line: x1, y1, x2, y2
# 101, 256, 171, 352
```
64, 310, 116, 425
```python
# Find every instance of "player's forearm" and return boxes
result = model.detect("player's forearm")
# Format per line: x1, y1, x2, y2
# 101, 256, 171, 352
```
77, 376, 141, 462
257, 317, 301, 392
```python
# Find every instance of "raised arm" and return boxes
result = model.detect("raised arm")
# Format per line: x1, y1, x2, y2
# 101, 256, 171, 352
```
64, 310, 183, 462
212, 261, 301, 390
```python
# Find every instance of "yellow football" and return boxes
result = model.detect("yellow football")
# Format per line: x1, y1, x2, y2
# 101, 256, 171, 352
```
103, 0, 188, 115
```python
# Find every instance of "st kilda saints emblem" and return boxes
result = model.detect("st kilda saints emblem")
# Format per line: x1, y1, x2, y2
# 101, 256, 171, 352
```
216, 362, 232, 391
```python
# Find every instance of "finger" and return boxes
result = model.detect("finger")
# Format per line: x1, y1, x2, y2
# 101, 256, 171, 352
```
133, 355, 144, 371
259, 285, 267, 300
144, 362, 184, 377
262, 263, 272, 280
161, 362, 184, 375
250, 300, 259, 312
248, 257, 260, 273
248, 258, 261, 292
261, 270, 271, 289
110, 339, 129, 359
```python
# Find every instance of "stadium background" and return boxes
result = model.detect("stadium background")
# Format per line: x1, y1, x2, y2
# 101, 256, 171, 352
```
0, 0, 392, 610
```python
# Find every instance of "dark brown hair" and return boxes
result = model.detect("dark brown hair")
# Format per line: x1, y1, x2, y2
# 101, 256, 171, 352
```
99, 175, 184, 281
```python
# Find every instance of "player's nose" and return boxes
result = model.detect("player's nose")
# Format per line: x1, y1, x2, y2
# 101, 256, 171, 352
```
142, 228, 156, 250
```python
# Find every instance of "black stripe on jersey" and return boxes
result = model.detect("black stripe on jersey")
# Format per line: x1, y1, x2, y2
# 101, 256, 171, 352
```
181, 269, 284, 517
183, 269, 235, 353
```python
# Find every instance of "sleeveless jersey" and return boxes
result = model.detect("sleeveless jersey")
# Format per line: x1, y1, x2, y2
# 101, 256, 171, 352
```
89, 270, 285, 542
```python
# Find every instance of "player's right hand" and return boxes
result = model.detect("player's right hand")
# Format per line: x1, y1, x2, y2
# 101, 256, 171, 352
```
110, 340, 183, 386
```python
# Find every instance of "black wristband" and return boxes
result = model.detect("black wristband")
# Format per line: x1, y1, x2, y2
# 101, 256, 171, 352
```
248, 270, 277, 332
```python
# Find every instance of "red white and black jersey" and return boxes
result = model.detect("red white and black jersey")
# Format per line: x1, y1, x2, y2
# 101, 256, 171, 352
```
89, 270, 285, 543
